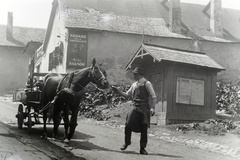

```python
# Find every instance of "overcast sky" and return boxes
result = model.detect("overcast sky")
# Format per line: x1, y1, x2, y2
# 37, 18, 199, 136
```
0, 0, 239, 29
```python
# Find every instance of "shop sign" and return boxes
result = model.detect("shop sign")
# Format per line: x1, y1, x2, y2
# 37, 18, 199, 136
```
66, 30, 88, 69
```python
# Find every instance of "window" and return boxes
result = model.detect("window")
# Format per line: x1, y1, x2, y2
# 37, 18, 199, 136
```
176, 77, 204, 105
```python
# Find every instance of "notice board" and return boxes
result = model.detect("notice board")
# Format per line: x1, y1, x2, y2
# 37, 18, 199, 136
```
176, 77, 204, 105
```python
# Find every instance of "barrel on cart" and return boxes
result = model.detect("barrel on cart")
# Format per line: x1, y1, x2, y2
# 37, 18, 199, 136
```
13, 73, 50, 133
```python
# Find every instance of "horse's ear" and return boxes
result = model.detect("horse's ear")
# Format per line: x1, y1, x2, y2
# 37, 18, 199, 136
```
92, 58, 96, 67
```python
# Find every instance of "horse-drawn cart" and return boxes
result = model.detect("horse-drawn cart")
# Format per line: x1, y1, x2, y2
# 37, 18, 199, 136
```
14, 89, 42, 132
13, 73, 48, 133
12, 59, 109, 141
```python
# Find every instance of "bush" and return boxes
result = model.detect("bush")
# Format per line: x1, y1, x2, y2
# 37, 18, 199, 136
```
216, 81, 240, 116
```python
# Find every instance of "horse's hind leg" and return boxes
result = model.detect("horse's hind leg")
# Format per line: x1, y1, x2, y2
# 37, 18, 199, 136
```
63, 105, 70, 142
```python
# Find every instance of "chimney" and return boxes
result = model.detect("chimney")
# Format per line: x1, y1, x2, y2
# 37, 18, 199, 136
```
169, 0, 182, 34
6, 12, 13, 40
210, 0, 223, 37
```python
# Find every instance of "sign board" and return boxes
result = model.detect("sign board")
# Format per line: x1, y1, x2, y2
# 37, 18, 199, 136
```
176, 77, 204, 105
66, 30, 88, 69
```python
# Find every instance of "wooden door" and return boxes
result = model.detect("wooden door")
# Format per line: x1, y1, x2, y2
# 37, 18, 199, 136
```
146, 73, 163, 124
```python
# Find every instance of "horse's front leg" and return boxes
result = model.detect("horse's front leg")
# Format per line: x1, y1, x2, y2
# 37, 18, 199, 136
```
68, 108, 79, 140
63, 104, 70, 143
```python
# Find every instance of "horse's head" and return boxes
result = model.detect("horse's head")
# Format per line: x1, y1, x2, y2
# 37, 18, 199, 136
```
88, 58, 109, 89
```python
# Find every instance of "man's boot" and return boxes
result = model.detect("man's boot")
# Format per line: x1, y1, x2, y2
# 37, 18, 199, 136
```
140, 148, 148, 155
120, 144, 129, 150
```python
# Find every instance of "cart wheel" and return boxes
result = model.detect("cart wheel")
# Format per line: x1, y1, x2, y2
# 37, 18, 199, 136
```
27, 114, 32, 133
17, 104, 24, 129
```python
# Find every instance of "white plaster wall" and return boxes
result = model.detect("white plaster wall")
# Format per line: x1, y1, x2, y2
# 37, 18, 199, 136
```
40, 5, 67, 74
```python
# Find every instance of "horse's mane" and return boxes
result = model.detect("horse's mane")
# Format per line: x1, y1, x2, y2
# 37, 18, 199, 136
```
73, 67, 90, 75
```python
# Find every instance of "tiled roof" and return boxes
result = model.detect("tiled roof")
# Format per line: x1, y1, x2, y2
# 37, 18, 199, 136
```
0, 25, 46, 47
58, 0, 240, 42
181, 3, 240, 41
59, 0, 163, 18
62, 8, 186, 38
142, 44, 225, 70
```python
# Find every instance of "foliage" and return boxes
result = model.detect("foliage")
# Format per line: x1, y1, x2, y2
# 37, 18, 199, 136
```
216, 81, 240, 116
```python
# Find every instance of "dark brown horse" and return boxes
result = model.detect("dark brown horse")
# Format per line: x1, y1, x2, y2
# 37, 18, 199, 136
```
41, 58, 109, 142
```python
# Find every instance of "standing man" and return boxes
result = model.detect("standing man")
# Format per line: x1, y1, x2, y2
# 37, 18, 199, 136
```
112, 67, 156, 155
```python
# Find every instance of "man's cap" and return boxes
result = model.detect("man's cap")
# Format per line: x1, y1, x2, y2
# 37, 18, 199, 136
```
131, 67, 144, 75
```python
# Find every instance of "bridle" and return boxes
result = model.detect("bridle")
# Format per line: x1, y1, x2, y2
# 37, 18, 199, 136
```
67, 65, 106, 93
88, 65, 107, 85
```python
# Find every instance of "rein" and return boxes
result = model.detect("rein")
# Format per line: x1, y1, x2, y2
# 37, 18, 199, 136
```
40, 66, 105, 113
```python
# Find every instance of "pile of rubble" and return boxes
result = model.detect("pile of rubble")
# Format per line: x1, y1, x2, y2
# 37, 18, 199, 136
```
176, 119, 238, 136
78, 84, 129, 121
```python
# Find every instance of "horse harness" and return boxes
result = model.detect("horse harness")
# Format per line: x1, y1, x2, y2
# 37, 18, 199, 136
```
40, 67, 105, 113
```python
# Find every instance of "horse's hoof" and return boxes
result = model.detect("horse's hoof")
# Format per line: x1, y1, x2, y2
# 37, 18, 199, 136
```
64, 139, 70, 143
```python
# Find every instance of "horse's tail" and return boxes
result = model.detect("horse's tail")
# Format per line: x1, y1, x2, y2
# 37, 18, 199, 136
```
48, 104, 54, 122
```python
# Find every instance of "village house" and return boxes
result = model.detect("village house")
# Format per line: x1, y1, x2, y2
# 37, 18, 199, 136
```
0, 12, 46, 95
35, 0, 240, 82
33, 0, 240, 124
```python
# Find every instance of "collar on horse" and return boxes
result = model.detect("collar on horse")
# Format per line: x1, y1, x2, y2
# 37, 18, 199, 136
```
55, 66, 104, 97
56, 72, 82, 97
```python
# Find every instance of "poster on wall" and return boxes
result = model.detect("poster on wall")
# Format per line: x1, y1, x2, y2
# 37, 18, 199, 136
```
191, 79, 204, 105
66, 29, 88, 69
176, 77, 204, 105
176, 78, 191, 104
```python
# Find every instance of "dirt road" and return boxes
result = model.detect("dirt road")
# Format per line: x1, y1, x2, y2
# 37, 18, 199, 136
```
0, 100, 238, 160
64, 118, 237, 160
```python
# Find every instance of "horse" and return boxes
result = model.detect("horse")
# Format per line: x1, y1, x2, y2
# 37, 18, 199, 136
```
41, 58, 109, 142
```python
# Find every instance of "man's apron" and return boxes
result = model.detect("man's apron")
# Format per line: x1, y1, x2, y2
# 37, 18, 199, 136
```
125, 81, 150, 133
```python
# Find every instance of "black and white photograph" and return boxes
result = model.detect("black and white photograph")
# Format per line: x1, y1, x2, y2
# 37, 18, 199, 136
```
0, 0, 240, 159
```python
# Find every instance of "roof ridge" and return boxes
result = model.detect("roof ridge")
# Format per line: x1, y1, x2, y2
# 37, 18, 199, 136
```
143, 43, 206, 55
0, 24, 46, 30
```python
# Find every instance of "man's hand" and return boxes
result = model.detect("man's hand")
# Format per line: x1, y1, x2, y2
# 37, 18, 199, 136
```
111, 86, 129, 99
150, 108, 155, 116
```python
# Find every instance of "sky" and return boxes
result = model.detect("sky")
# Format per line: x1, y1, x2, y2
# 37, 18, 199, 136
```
0, 0, 239, 29
0, 0, 52, 29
